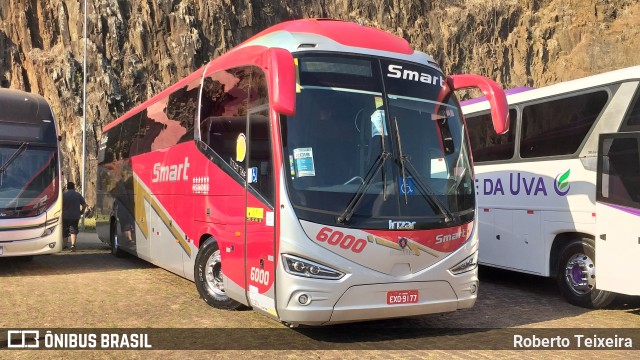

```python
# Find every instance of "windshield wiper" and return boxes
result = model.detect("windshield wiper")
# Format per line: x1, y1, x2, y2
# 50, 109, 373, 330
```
0, 142, 29, 186
337, 151, 390, 224
393, 118, 453, 223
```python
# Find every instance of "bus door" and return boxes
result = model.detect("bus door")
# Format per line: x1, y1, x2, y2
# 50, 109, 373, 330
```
243, 106, 278, 318
595, 132, 640, 295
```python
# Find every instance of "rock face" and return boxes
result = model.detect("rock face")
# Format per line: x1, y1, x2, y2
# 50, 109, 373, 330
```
1, 0, 638, 206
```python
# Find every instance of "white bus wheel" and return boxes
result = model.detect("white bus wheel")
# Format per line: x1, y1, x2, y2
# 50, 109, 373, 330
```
194, 238, 244, 310
556, 238, 616, 309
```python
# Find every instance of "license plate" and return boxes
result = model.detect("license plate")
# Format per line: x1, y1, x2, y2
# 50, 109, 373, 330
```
387, 290, 419, 305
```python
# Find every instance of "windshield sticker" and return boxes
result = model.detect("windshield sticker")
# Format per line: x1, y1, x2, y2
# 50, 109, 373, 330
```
248, 167, 258, 183
431, 158, 447, 179
370, 109, 388, 137
289, 155, 295, 177
293, 148, 315, 177
374, 96, 384, 108
236, 133, 247, 162
398, 176, 416, 196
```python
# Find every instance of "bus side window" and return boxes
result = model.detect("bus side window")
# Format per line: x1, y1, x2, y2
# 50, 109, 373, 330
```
520, 91, 607, 158
167, 78, 200, 144
621, 91, 640, 132
248, 113, 273, 204
466, 109, 516, 163
603, 137, 640, 205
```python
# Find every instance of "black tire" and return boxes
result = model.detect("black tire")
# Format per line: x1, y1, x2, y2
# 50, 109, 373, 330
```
556, 238, 616, 308
110, 220, 126, 258
194, 238, 244, 310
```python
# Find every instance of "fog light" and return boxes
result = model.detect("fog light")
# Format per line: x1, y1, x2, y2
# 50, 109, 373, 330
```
298, 294, 311, 305
49, 242, 56, 249
470, 283, 477, 294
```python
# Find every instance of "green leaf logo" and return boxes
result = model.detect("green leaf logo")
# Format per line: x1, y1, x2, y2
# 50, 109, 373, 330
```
557, 169, 570, 190
554, 169, 572, 196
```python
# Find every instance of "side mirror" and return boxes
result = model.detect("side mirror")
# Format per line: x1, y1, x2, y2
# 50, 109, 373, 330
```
449, 74, 510, 134
265, 48, 296, 116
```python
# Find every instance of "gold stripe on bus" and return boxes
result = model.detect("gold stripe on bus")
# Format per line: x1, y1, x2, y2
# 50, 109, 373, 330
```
133, 178, 149, 239
366, 234, 439, 258
133, 177, 191, 258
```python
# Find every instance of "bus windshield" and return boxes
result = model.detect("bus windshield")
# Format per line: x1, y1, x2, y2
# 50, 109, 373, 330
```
281, 54, 473, 229
0, 145, 59, 218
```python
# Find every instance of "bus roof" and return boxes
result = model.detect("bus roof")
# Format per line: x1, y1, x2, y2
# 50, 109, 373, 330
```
461, 65, 640, 114
0, 88, 54, 124
103, 19, 439, 132
240, 19, 410, 54
236, 18, 435, 65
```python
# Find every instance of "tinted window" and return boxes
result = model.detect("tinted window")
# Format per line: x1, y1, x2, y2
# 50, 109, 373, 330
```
0, 146, 59, 217
200, 67, 251, 178
166, 80, 199, 143
520, 91, 608, 158
621, 90, 640, 131
598, 135, 640, 210
467, 109, 517, 162
131, 77, 201, 155
246, 69, 273, 204
100, 115, 141, 164
199, 66, 274, 205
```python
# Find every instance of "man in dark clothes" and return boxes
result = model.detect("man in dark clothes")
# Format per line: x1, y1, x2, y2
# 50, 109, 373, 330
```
62, 182, 87, 251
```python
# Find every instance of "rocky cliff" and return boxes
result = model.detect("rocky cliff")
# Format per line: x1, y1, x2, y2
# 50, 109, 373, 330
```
1, 0, 638, 206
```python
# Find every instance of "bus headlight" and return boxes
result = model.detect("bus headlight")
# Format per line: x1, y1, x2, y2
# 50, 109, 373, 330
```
42, 225, 57, 237
282, 254, 345, 280
42, 217, 59, 237
449, 251, 478, 275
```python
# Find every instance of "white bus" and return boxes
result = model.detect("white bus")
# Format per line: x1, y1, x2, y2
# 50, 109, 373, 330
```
462, 66, 640, 308
0, 89, 63, 260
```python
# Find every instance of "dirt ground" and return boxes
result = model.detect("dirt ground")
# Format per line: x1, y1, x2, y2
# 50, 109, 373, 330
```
1, 233, 639, 359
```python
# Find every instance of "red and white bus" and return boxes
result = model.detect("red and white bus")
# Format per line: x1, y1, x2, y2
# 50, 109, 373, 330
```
96, 19, 508, 326
1, 89, 63, 260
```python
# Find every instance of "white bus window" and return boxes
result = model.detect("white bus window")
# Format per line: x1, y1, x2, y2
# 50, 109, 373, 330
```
466, 109, 517, 163
598, 136, 640, 210
520, 91, 608, 158
621, 91, 640, 131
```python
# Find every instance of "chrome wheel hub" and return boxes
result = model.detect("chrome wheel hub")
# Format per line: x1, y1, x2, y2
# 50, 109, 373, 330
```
204, 250, 225, 296
564, 252, 596, 295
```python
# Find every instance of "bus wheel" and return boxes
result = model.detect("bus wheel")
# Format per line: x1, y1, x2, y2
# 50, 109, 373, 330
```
556, 238, 615, 308
110, 221, 125, 258
195, 238, 244, 310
